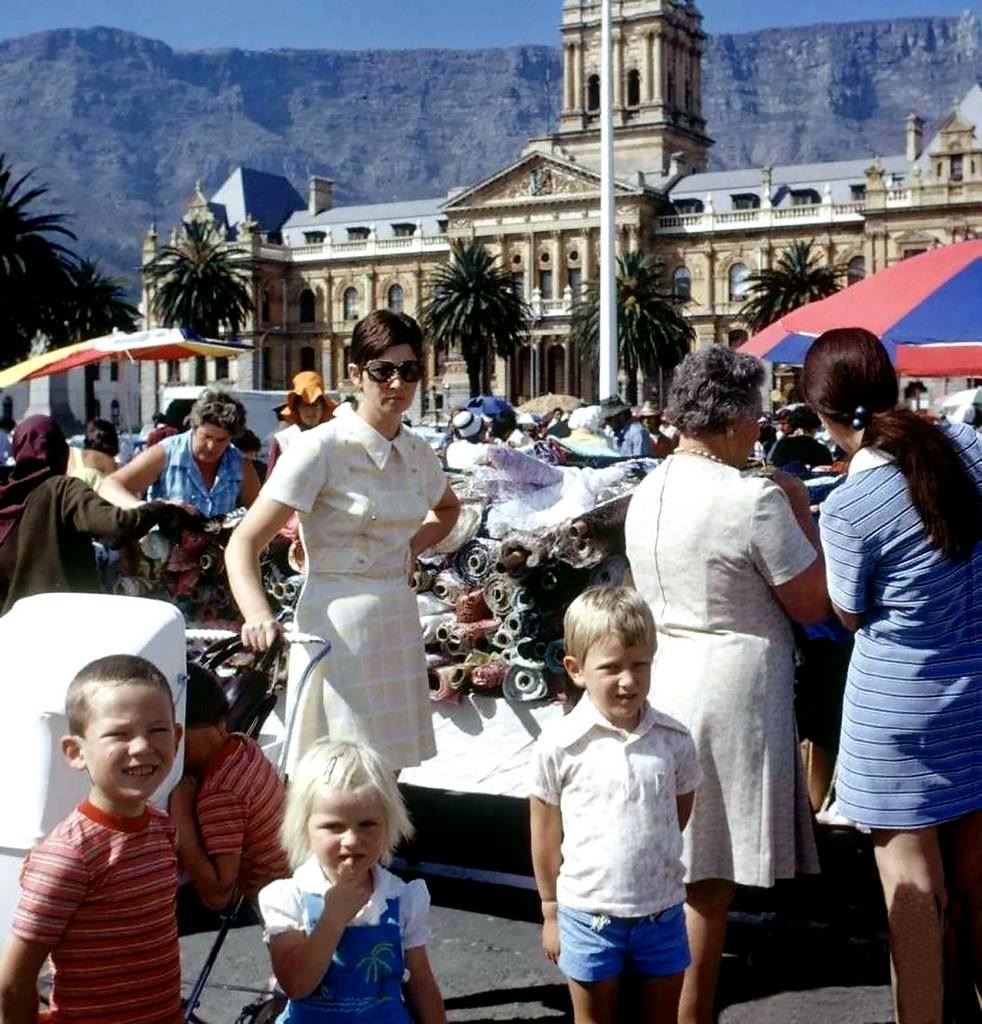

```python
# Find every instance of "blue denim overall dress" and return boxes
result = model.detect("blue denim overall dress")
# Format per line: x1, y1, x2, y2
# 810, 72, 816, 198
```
278, 892, 412, 1023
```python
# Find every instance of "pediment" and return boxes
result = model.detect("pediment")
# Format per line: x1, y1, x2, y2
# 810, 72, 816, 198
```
893, 228, 936, 245
441, 153, 640, 212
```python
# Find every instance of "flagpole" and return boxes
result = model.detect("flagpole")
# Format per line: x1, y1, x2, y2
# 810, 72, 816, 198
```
598, 0, 618, 400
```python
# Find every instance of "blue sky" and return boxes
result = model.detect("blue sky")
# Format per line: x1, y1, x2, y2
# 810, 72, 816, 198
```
0, 0, 977, 49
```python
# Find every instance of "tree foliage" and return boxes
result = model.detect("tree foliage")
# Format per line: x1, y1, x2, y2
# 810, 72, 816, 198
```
144, 220, 255, 338
739, 240, 845, 335
0, 154, 77, 364
569, 250, 693, 403
421, 239, 530, 397
45, 258, 141, 344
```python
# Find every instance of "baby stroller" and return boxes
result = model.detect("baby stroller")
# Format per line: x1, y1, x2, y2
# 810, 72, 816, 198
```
182, 629, 331, 1024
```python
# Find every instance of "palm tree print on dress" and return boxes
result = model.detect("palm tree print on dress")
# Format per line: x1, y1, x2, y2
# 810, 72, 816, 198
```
422, 238, 530, 398
738, 239, 845, 335
569, 250, 692, 404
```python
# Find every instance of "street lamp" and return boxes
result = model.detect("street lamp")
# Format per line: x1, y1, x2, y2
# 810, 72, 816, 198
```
255, 326, 281, 390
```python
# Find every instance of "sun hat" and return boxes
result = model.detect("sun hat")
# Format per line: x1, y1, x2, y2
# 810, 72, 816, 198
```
599, 396, 631, 420
278, 371, 335, 423
638, 400, 660, 418
452, 409, 483, 440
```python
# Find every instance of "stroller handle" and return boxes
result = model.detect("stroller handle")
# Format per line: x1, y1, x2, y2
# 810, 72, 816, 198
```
185, 628, 325, 646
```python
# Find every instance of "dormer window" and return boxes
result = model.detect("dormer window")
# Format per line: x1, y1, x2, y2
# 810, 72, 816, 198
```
850, 184, 866, 201
304, 231, 327, 244
790, 189, 820, 207
347, 227, 370, 241
392, 223, 416, 238
731, 193, 759, 211
674, 198, 704, 215
436, 219, 448, 235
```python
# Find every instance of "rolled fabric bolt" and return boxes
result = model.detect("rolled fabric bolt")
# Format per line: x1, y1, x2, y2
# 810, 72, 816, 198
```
503, 661, 549, 703
432, 570, 466, 606
449, 665, 472, 691
446, 618, 500, 655
454, 538, 501, 586
491, 627, 514, 651
456, 589, 490, 624
417, 591, 452, 617
471, 660, 507, 692
420, 612, 454, 646
568, 518, 591, 542
139, 531, 172, 562
484, 574, 517, 617
429, 664, 461, 704
435, 620, 455, 645
199, 551, 216, 573
512, 587, 534, 611
114, 576, 149, 597
411, 564, 436, 593
515, 637, 547, 663
590, 554, 630, 589
544, 639, 566, 676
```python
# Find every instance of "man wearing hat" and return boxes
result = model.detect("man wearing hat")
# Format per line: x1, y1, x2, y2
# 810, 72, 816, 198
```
600, 396, 654, 457
266, 371, 337, 477
445, 408, 488, 470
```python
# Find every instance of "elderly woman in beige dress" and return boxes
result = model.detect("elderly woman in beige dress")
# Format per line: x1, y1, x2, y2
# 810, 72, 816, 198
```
226, 311, 459, 771
624, 346, 828, 1024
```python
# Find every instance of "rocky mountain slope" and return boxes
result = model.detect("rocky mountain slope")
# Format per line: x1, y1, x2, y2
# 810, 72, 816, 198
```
0, 13, 979, 291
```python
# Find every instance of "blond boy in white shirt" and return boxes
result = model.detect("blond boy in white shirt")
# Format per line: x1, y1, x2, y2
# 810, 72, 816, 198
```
529, 587, 701, 1024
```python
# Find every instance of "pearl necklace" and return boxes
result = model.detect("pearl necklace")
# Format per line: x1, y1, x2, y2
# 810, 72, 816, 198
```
674, 447, 729, 466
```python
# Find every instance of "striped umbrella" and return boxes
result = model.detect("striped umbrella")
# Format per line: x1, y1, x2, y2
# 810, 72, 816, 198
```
0, 328, 251, 388
741, 240, 982, 377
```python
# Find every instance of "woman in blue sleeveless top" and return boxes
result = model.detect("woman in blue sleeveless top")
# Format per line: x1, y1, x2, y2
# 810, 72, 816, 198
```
802, 328, 981, 1024
102, 388, 260, 516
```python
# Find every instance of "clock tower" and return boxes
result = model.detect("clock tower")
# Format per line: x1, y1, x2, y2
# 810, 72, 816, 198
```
549, 0, 712, 176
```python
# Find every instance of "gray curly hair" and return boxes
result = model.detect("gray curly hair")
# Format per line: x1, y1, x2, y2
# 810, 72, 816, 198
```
189, 388, 246, 436
666, 346, 765, 436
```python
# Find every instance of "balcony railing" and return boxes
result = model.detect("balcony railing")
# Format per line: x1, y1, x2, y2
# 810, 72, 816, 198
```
255, 234, 451, 263
656, 200, 869, 235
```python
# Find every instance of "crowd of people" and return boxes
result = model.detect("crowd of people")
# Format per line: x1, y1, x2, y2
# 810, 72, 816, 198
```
0, 313, 977, 1024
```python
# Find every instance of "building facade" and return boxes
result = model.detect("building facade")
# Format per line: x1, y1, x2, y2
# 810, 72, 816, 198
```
140, 0, 982, 421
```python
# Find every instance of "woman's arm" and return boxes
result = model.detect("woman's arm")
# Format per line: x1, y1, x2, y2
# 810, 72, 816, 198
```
100, 445, 167, 509
225, 494, 297, 649
403, 946, 447, 1024
62, 478, 190, 548
410, 483, 460, 562
529, 796, 563, 964
239, 458, 261, 509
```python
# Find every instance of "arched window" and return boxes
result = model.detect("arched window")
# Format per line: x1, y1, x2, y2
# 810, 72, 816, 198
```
343, 287, 359, 321
586, 74, 600, 113
387, 284, 404, 314
673, 266, 691, 302
300, 346, 316, 372
626, 69, 641, 109
847, 256, 866, 285
299, 288, 315, 324
728, 262, 749, 302
728, 329, 748, 348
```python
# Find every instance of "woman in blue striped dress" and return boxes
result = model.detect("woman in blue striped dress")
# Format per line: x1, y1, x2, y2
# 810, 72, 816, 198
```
802, 328, 981, 1024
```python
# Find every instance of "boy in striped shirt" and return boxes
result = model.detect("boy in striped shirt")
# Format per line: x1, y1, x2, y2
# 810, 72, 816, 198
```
168, 664, 289, 934
0, 654, 184, 1024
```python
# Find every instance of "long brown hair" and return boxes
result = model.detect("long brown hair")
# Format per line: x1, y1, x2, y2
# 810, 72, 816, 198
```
802, 328, 980, 559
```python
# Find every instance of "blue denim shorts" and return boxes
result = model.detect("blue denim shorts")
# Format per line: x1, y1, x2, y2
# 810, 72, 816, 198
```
557, 902, 690, 983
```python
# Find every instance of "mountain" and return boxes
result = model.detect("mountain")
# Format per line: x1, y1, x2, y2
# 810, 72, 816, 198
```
0, 14, 979, 293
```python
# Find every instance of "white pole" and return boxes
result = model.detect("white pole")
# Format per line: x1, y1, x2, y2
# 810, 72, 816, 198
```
598, 0, 618, 400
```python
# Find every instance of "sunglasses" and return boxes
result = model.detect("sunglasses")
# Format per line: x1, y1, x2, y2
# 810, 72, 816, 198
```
363, 359, 423, 384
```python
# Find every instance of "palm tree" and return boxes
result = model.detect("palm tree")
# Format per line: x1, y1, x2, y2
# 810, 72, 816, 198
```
144, 220, 254, 337
739, 240, 845, 335
0, 154, 77, 364
569, 250, 693, 404
44, 258, 140, 345
421, 239, 530, 397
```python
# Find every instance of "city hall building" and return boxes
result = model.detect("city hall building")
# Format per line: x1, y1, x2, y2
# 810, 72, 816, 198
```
140, 0, 982, 418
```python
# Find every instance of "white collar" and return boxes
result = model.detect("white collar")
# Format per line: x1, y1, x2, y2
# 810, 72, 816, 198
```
293, 856, 404, 923
553, 692, 686, 749
847, 446, 896, 478
334, 402, 413, 470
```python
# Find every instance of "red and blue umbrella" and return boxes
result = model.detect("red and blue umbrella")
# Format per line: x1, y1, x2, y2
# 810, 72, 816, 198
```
741, 240, 982, 377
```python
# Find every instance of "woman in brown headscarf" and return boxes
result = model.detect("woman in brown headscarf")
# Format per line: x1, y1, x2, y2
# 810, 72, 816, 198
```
0, 415, 191, 615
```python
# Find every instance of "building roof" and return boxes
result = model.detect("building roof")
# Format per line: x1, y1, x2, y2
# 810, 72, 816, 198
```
281, 196, 447, 245
209, 167, 306, 234
917, 83, 982, 169
665, 154, 911, 212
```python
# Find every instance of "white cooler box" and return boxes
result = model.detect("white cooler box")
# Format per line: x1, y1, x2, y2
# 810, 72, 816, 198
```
0, 593, 187, 938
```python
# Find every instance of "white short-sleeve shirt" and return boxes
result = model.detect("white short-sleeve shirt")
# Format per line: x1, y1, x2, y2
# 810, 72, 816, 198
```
529, 695, 701, 918
262, 403, 448, 579
258, 858, 431, 951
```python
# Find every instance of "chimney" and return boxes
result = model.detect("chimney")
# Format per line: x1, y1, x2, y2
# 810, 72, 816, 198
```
905, 112, 925, 162
308, 175, 334, 216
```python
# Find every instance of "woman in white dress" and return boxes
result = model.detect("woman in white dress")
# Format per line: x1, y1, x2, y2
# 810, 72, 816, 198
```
624, 346, 828, 1024
227, 311, 459, 771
